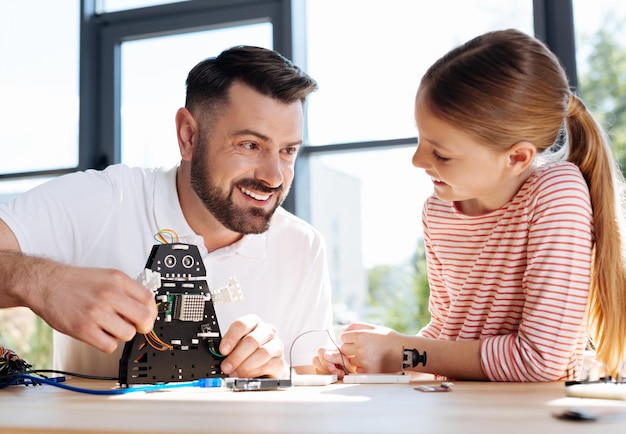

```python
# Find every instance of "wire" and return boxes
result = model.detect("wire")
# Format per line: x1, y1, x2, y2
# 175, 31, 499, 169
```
28, 369, 117, 381
7, 374, 223, 395
144, 330, 173, 351
288, 329, 348, 380
0, 346, 30, 379
1, 347, 225, 394
209, 347, 226, 359
154, 229, 178, 244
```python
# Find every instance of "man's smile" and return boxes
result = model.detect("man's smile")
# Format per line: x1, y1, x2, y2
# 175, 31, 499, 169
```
240, 186, 272, 201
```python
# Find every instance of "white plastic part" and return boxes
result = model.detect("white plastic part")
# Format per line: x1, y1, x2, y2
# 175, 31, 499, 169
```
292, 374, 338, 386
342, 373, 411, 384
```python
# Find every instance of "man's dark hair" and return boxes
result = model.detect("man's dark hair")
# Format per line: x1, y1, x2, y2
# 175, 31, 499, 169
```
185, 45, 318, 114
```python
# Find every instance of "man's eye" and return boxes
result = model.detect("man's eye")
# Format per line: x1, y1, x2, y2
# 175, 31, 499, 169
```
242, 142, 258, 150
283, 146, 299, 155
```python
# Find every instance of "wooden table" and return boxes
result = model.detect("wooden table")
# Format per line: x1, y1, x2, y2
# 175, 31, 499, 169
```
1, 377, 625, 433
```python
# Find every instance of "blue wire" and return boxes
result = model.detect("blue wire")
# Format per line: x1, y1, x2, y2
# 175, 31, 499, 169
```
13, 374, 223, 395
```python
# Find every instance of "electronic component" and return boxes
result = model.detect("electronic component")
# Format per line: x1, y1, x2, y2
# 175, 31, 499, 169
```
342, 373, 410, 384
119, 243, 225, 386
402, 347, 427, 369
292, 374, 338, 386
340, 347, 426, 384
210, 277, 245, 304
565, 382, 626, 400
0, 347, 30, 381
173, 293, 206, 321
414, 382, 453, 392
553, 409, 599, 421
225, 377, 292, 391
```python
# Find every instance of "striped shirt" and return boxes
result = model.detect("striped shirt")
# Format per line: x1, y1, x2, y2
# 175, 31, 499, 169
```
420, 161, 593, 381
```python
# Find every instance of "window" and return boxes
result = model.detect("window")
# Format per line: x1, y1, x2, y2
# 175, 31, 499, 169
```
0, 0, 80, 367
0, 0, 79, 196
120, 23, 273, 168
303, 0, 534, 328
573, 0, 626, 170
305, 0, 534, 146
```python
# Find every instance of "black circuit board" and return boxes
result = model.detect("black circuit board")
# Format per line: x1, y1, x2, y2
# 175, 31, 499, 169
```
118, 243, 224, 386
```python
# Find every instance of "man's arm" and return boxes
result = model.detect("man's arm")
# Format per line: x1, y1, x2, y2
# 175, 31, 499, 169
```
0, 218, 158, 353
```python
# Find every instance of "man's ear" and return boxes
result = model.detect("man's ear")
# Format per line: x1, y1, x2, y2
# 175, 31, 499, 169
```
508, 141, 536, 175
176, 107, 198, 161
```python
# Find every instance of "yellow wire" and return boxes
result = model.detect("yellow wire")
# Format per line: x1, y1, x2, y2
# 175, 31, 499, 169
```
153, 229, 179, 244
145, 331, 173, 351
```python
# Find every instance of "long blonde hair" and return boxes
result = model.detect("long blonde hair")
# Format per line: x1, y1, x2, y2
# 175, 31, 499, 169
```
417, 28, 626, 376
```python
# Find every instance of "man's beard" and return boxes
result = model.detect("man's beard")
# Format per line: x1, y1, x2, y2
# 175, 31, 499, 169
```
190, 145, 287, 234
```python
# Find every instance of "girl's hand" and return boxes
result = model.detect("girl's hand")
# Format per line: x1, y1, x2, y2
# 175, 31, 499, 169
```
312, 346, 356, 379
340, 322, 404, 373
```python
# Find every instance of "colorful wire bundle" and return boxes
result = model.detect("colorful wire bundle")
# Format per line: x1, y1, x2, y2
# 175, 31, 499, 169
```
153, 229, 179, 244
1, 346, 222, 394
144, 330, 173, 351
0, 346, 31, 387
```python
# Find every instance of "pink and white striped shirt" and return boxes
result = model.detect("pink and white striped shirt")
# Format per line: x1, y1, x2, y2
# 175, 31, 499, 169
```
420, 161, 593, 381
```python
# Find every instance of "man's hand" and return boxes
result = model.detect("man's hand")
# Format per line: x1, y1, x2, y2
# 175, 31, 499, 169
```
40, 265, 159, 353
2, 252, 158, 354
0, 220, 154, 353
218, 314, 287, 378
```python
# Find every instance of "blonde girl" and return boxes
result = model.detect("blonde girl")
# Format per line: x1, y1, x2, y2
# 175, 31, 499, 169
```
314, 29, 626, 381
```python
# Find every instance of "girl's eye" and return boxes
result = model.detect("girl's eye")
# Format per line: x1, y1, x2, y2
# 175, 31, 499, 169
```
433, 151, 450, 162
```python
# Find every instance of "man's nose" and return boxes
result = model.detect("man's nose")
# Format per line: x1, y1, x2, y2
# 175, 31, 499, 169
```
255, 152, 284, 188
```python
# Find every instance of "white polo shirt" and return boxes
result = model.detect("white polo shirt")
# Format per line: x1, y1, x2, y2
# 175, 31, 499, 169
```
0, 164, 334, 376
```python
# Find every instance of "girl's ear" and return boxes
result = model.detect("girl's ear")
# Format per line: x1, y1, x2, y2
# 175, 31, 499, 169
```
508, 141, 536, 175
176, 107, 198, 162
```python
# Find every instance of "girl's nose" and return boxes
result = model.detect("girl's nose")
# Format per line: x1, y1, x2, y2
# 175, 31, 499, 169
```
411, 142, 426, 169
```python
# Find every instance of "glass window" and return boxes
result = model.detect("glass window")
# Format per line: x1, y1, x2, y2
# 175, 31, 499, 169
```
305, 0, 534, 146
0, 1, 79, 179
573, 0, 626, 169
0, 0, 79, 371
310, 147, 432, 327
304, 1, 534, 328
120, 23, 273, 168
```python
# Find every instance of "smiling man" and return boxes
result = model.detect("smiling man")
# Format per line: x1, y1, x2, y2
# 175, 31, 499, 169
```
0, 46, 333, 379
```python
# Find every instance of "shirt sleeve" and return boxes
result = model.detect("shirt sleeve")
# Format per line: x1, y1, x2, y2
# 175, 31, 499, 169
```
480, 165, 593, 381
0, 169, 116, 264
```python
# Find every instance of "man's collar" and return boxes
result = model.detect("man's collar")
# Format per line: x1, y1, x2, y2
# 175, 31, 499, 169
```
154, 164, 266, 259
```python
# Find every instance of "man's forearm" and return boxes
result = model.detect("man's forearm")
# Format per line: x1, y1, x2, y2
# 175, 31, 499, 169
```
0, 250, 57, 311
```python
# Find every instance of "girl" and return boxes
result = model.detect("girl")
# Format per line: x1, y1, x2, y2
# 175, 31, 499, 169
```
314, 29, 626, 381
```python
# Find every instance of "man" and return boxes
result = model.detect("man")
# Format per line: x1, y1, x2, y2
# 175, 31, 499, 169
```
0, 45, 333, 378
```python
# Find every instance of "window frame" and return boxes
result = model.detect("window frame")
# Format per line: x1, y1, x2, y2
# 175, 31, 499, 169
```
1, 0, 578, 219
294, 0, 576, 220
